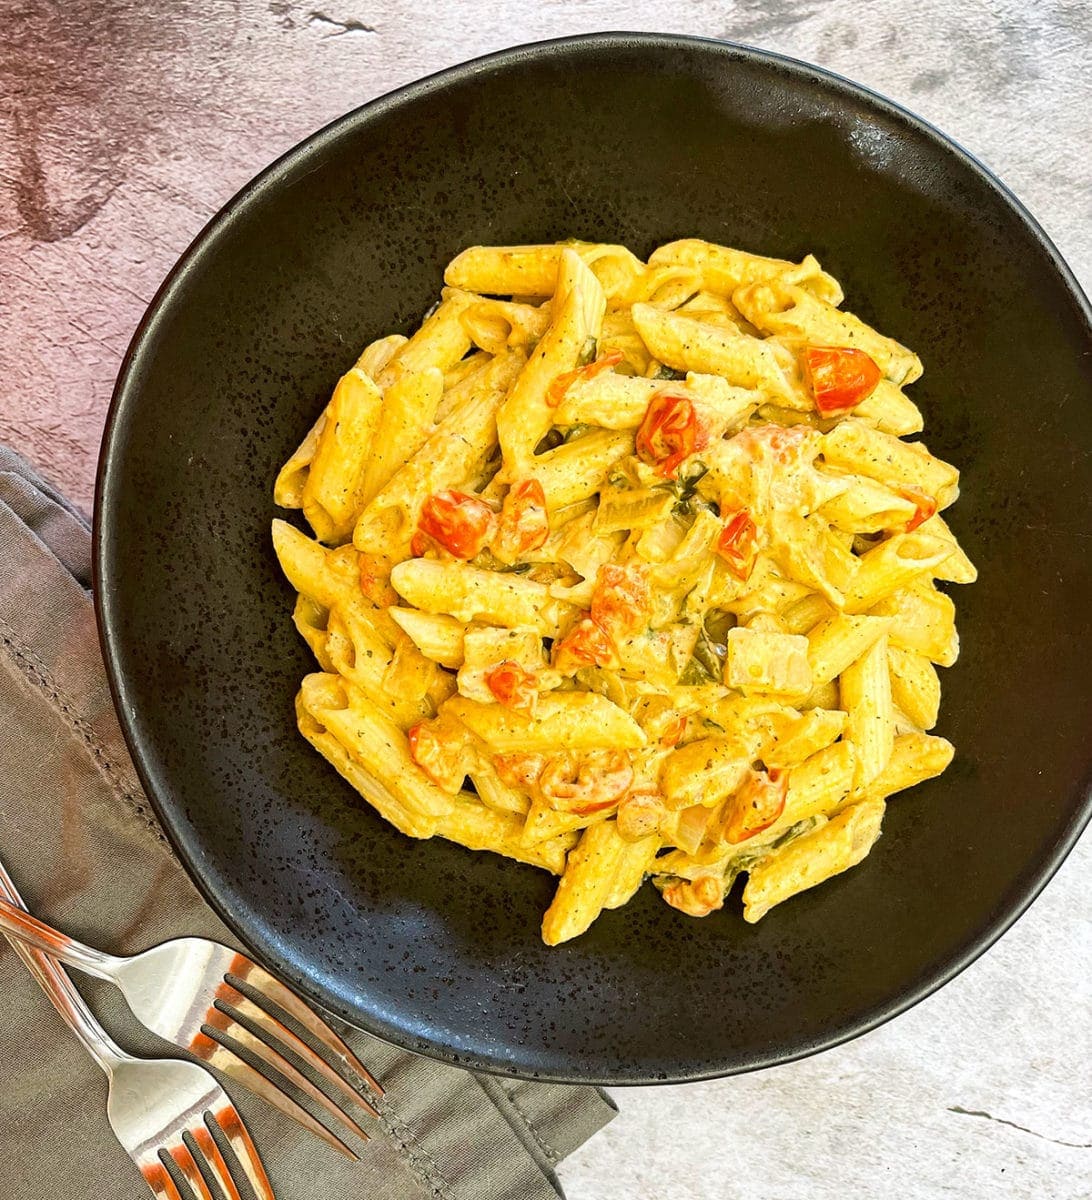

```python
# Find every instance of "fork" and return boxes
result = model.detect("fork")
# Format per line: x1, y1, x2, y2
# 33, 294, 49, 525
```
0, 861, 273, 1199
0, 888, 382, 1160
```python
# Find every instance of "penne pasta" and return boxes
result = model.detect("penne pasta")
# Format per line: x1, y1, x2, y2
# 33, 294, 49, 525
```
496, 250, 606, 473
742, 799, 885, 922
443, 692, 646, 754
734, 279, 922, 385
359, 367, 443, 507
887, 645, 941, 730
273, 237, 970, 944
840, 635, 894, 789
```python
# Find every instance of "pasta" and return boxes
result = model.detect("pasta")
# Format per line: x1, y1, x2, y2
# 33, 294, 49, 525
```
273, 237, 975, 944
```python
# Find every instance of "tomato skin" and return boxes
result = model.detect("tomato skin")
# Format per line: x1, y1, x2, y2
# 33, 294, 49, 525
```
407, 722, 466, 793
485, 659, 538, 714
590, 564, 651, 639
546, 349, 624, 408
538, 750, 633, 815
494, 753, 545, 790
898, 484, 938, 532
716, 509, 759, 581
636, 392, 705, 478
552, 616, 618, 672
616, 789, 667, 840
805, 346, 882, 416
661, 874, 724, 917
358, 553, 399, 606
416, 490, 495, 559
660, 715, 689, 748
492, 479, 549, 561
720, 768, 788, 843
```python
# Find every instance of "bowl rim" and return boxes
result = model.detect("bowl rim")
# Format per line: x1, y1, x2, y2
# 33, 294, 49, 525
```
95, 31, 1092, 1085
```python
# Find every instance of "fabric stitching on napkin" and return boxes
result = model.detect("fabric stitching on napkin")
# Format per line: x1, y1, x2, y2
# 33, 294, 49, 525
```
375, 1100, 458, 1200
0, 614, 169, 849
503, 1090, 560, 1166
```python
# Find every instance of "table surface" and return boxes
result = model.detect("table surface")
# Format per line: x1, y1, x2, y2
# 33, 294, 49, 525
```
2, 3, 1089, 1198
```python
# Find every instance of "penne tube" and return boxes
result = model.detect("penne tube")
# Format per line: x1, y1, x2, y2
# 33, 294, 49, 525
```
360, 366, 443, 506
821, 420, 959, 508
292, 593, 334, 672
443, 693, 646, 754
819, 474, 919, 533
387, 607, 467, 668
916, 513, 978, 583
660, 736, 754, 811
806, 613, 893, 686
840, 635, 894, 789
648, 239, 844, 305
857, 731, 954, 802
850, 379, 924, 436
497, 249, 607, 473
531, 429, 636, 510
376, 292, 475, 387
355, 332, 408, 377
434, 798, 571, 873
301, 367, 383, 544
842, 533, 955, 613
631, 303, 798, 403
541, 820, 630, 944
734, 279, 922, 385
445, 241, 644, 301
742, 799, 885, 922
391, 558, 575, 635
297, 673, 453, 831
887, 645, 941, 730
604, 833, 660, 909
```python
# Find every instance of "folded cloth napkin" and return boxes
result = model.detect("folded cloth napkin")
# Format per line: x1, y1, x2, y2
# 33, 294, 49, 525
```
0, 445, 615, 1200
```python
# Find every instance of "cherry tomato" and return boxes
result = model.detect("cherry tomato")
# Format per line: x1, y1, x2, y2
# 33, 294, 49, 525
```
898, 484, 938, 532
538, 750, 633, 815
616, 790, 667, 841
492, 479, 549, 561
358, 553, 399, 607
494, 753, 545, 790
546, 348, 624, 408
720, 767, 788, 843
417, 490, 495, 559
805, 345, 882, 416
485, 660, 538, 714
407, 722, 466, 793
552, 616, 618, 672
636, 391, 704, 478
661, 875, 724, 918
716, 509, 759, 581
660, 714, 689, 748
590, 564, 652, 638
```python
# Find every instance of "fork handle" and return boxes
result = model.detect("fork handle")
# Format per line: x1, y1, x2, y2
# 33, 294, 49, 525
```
0, 893, 122, 980
0, 863, 127, 1074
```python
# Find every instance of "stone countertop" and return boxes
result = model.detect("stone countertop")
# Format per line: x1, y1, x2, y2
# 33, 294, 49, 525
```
1, 3, 1089, 1197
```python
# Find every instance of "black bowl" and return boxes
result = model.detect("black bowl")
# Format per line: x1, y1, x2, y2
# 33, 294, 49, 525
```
96, 34, 1092, 1083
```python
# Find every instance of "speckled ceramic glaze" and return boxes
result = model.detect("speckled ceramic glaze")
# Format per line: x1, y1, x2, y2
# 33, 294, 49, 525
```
95, 34, 1092, 1084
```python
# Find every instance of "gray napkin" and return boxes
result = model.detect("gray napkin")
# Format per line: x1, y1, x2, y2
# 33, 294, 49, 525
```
0, 445, 615, 1199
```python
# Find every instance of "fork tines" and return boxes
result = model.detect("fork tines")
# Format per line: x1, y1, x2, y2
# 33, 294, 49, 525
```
142, 1106, 273, 1200
188, 953, 381, 1161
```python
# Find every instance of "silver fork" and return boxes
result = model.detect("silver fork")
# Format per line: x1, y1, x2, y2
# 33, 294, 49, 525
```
0, 888, 382, 1161
0, 861, 273, 1200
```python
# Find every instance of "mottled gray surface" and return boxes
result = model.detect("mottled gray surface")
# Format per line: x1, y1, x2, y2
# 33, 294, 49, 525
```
1, 2, 1089, 1198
